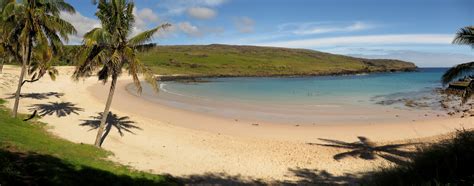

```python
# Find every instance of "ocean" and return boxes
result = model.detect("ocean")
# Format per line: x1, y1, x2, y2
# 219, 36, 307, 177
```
130, 68, 451, 124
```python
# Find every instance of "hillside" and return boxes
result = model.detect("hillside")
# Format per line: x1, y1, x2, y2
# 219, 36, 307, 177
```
138, 44, 417, 77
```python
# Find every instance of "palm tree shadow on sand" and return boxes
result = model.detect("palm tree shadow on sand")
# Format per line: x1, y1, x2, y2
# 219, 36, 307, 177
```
80, 112, 141, 146
6, 92, 64, 100
29, 102, 84, 118
308, 137, 419, 165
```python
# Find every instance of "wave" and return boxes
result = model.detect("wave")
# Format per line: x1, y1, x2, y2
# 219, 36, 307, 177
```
159, 83, 189, 97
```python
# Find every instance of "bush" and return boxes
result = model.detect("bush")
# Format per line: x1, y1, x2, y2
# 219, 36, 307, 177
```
366, 130, 474, 185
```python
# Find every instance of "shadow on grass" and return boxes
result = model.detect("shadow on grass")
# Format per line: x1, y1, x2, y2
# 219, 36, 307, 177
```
29, 102, 84, 118
176, 168, 360, 185
6, 92, 64, 100
177, 172, 266, 185
284, 168, 358, 185
80, 112, 141, 146
0, 149, 175, 185
361, 130, 474, 185
308, 137, 418, 165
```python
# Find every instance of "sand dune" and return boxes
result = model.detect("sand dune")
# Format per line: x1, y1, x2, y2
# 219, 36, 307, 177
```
1, 65, 472, 182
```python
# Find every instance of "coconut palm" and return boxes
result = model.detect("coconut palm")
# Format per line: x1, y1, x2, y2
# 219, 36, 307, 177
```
0, 0, 20, 74
442, 26, 474, 104
73, 0, 170, 147
2, 0, 76, 117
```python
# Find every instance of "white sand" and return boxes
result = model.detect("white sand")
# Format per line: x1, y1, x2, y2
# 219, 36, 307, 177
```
1, 65, 472, 182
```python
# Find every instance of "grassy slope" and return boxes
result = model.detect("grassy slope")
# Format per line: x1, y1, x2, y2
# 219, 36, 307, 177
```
139, 44, 417, 76
365, 130, 474, 185
0, 99, 177, 185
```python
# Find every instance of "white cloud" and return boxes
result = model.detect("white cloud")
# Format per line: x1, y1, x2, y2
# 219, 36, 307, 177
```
255, 34, 454, 48
187, 7, 217, 19
131, 8, 173, 39
278, 21, 374, 35
177, 22, 202, 37
132, 8, 161, 35
158, 0, 227, 16
198, 0, 228, 6
137, 8, 159, 22
234, 16, 255, 33
168, 21, 224, 38
60, 11, 101, 44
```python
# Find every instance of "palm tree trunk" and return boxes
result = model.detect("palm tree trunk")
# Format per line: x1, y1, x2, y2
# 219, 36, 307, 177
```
12, 37, 31, 118
0, 59, 4, 74
94, 76, 118, 147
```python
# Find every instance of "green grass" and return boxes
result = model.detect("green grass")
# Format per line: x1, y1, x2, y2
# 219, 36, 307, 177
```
138, 44, 416, 76
365, 130, 474, 185
0, 100, 178, 185
59, 44, 416, 76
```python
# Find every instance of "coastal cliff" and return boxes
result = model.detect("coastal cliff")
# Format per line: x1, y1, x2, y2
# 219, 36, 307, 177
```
139, 44, 417, 78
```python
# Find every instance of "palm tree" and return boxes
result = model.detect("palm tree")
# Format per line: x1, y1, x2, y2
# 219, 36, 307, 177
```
442, 26, 474, 104
0, 0, 20, 74
73, 0, 170, 147
2, 0, 76, 117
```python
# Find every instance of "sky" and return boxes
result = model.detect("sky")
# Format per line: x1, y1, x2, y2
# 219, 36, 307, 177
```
63, 0, 474, 67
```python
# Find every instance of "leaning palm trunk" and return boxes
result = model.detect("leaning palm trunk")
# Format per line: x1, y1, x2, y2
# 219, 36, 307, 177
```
0, 59, 3, 73
94, 76, 118, 147
12, 37, 31, 117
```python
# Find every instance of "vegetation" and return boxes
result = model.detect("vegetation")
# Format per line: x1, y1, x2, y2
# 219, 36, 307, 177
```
0, 99, 176, 185
442, 26, 474, 104
138, 44, 416, 77
0, 0, 469, 184
364, 130, 474, 185
47, 44, 417, 78
1, 0, 76, 117
73, 0, 169, 147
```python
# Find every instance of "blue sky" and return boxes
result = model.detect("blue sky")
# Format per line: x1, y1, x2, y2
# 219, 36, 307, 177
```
63, 0, 474, 67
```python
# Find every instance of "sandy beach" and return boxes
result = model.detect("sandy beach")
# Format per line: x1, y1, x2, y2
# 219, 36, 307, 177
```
1, 65, 472, 183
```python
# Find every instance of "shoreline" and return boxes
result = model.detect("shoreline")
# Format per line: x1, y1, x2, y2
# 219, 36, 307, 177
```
126, 80, 448, 126
1, 65, 473, 181
156, 67, 418, 82
90, 78, 471, 142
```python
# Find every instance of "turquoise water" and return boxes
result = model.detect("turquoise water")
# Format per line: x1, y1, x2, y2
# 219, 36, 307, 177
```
159, 68, 446, 106
130, 68, 449, 124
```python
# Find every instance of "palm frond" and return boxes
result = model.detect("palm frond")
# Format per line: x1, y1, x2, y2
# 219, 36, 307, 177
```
46, 0, 76, 14
73, 45, 106, 80
128, 23, 171, 47
441, 62, 474, 85
43, 14, 77, 41
143, 66, 158, 93
83, 28, 111, 46
128, 58, 142, 94
453, 26, 474, 48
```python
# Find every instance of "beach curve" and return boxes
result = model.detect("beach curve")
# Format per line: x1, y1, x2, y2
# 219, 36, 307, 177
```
1, 65, 473, 182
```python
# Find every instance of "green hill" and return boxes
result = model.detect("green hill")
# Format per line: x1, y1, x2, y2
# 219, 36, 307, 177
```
138, 44, 417, 77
